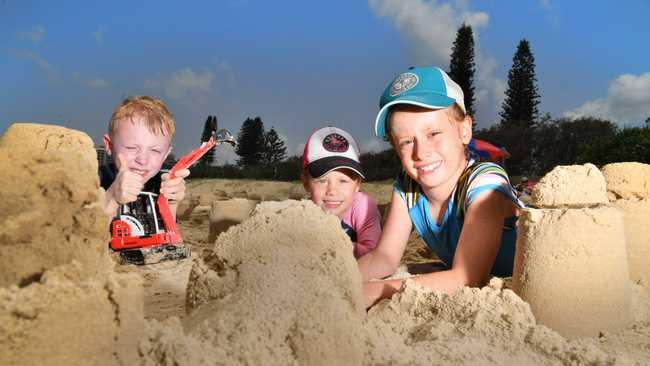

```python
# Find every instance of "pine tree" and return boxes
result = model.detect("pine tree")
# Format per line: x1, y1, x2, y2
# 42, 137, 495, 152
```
448, 23, 476, 123
499, 39, 540, 128
261, 127, 287, 165
199, 115, 218, 166
235, 117, 265, 167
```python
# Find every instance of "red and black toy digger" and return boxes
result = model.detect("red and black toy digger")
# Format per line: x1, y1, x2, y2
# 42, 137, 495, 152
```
109, 117, 236, 264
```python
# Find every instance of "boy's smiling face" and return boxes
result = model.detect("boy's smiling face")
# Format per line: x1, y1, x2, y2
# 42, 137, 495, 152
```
104, 115, 172, 183
389, 105, 471, 194
303, 169, 361, 219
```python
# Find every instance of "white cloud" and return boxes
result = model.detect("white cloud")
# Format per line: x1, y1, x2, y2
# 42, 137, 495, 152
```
20, 25, 45, 42
368, 0, 503, 127
93, 26, 106, 43
564, 72, 650, 125
16, 50, 59, 81
145, 67, 216, 101
369, 0, 488, 64
73, 72, 109, 88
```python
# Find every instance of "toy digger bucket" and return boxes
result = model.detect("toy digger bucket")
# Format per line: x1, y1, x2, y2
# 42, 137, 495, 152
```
215, 129, 236, 146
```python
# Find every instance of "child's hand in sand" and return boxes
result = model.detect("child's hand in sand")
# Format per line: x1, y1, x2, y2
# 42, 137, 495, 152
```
363, 281, 388, 309
161, 168, 190, 204
108, 154, 144, 205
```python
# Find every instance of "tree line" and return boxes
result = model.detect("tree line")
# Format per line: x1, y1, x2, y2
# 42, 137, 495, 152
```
191, 24, 649, 181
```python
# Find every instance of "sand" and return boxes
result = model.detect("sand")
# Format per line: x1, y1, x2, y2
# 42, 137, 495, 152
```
1, 123, 649, 366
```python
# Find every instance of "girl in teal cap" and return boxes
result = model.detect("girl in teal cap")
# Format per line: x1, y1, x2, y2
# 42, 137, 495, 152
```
358, 66, 523, 308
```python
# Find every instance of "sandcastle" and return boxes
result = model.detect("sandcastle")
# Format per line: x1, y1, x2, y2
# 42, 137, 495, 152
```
602, 163, 650, 287
0, 123, 145, 366
513, 163, 636, 339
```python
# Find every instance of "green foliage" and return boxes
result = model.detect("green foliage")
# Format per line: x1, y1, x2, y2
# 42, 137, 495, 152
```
188, 156, 302, 181
528, 116, 618, 175
359, 149, 401, 181
475, 114, 649, 177
449, 23, 476, 123
261, 127, 287, 165
499, 39, 540, 128
581, 126, 650, 165
235, 117, 265, 167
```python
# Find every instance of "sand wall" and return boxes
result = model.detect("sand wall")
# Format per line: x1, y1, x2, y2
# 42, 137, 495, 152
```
513, 207, 632, 338
140, 200, 366, 365
602, 162, 650, 288
513, 164, 633, 339
207, 198, 258, 242
0, 123, 145, 366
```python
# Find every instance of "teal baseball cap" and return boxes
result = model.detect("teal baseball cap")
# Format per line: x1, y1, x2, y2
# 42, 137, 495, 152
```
374, 66, 466, 140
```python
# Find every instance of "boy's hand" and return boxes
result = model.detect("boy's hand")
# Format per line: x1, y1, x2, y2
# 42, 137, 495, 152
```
109, 154, 144, 205
160, 168, 190, 203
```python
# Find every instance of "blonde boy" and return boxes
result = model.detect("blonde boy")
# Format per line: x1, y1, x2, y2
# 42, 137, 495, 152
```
302, 127, 381, 258
100, 96, 189, 219
358, 67, 524, 308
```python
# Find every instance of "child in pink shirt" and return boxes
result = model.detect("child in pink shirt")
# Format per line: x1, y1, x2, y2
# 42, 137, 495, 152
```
301, 127, 382, 258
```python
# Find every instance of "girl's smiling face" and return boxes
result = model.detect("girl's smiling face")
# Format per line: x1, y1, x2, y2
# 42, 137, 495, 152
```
389, 105, 472, 194
303, 169, 361, 218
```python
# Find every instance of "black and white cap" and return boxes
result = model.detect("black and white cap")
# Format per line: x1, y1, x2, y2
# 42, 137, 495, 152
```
302, 126, 365, 179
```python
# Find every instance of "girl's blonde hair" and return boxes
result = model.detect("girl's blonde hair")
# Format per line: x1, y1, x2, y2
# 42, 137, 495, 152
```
108, 96, 175, 138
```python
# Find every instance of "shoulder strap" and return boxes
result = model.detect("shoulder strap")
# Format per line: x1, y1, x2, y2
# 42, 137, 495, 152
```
453, 162, 511, 220
398, 171, 421, 210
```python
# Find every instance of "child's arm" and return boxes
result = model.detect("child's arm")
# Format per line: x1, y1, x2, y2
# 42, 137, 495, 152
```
357, 191, 413, 281
102, 154, 144, 217
362, 189, 517, 308
160, 168, 190, 219
352, 195, 382, 258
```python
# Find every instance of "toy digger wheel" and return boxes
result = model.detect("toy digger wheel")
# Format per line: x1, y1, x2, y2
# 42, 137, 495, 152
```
118, 244, 191, 265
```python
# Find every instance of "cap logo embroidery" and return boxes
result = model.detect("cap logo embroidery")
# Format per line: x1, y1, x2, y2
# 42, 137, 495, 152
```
390, 72, 418, 96
322, 133, 349, 153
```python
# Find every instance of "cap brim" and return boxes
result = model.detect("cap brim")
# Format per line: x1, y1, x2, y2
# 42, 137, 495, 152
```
374, 93, 456, 140
307, 156, 365, 179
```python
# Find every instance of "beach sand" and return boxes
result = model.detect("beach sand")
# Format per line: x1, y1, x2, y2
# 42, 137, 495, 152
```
1, 123, 649, 365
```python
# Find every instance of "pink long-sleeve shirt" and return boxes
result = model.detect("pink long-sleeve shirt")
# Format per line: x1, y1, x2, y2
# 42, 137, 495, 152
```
340, 192, 382, 259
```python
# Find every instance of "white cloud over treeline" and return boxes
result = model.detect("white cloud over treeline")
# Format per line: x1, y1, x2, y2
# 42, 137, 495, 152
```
367, 0, 504, 127
565, 72, 650, 125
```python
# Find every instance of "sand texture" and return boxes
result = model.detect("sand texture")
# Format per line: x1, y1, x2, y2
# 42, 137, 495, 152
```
530, 163, 609, 207
602, 162, 650, 200
0, 123, 144, 366
513, 207, 632, 338
1, 123, 649, 365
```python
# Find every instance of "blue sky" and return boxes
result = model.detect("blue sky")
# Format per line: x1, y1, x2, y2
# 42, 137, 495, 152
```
2, 0, 649, 164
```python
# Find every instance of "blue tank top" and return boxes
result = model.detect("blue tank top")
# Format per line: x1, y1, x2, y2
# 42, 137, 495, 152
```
394, 161, 524, 276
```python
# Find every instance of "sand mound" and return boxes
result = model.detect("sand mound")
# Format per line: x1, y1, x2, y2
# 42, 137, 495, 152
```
515, 164, 635, 339
602, 162, 650, 287
207, 198, 258, 242
0, 123, 144, 366
601, 162, 650, 200
531, 163, 608, 206
365, 280, 649, 365
0, 123, 108, 287
141, 200, 366, 365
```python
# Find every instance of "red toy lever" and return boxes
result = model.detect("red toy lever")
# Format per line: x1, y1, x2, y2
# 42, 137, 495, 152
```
157, 136, 218, 237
